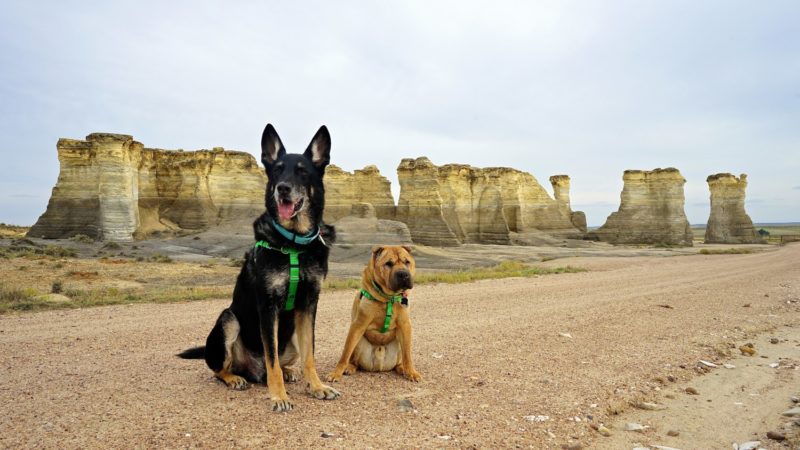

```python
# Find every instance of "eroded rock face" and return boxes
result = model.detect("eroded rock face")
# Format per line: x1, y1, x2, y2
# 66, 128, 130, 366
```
29, 133, 266, 241
31, 135, 589, 246
332, 203, 412, 246
704, 173, 763, 244
550, 175, 587, 233
323, 165, 395, 223
396, 157, 584, 246
592, 168, 692, 246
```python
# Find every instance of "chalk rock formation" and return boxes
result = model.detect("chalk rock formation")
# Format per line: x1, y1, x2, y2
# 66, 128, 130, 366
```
704, 173, 763, 244
332, 203, 412, 246
29, 133, 266, 241
396, 157, 584, 246
323, 165, 395, 223
592, 168, 692, 246
550, 175, 587, 233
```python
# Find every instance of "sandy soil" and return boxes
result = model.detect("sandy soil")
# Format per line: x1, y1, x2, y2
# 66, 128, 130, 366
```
1, 244, 798, 449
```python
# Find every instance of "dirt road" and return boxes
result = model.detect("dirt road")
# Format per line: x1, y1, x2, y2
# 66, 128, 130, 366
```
1, 245, 798, 449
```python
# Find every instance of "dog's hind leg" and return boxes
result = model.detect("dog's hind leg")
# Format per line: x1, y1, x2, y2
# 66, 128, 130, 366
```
205, 309, 249, 390
280, 334, 301, 383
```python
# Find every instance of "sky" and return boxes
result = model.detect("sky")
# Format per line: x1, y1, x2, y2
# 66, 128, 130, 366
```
1, 1, 798, 227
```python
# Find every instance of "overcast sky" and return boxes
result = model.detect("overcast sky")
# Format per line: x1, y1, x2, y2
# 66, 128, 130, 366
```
1, 1, 798, 227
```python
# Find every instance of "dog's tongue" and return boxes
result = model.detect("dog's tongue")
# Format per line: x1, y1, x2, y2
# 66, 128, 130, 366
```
278, 200, 296, 221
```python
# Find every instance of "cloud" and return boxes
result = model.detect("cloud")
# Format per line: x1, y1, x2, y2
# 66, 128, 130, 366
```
1, 1, 799, 226
793, 186, 800, 190
8, 193, 42, 199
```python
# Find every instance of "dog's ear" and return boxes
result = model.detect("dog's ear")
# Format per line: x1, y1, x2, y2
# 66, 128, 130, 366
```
371, 245, 385, 261
303, 125, 331, 170
401, 245, 413, 254
261, 123, 286, 167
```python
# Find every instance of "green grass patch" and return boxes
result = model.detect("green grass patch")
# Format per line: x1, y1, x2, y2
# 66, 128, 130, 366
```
699, 248, 755, 255
323, 261, 585, 291
70, 234, 95, 244
416, 261, 585, 284
1, 261, 585, 314
0, 243, 76, 259
0, 285, 41, 313
0, 284, 231, 314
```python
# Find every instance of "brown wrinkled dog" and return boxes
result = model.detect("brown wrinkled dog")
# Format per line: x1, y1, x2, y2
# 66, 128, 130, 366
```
326, 245, 422, 382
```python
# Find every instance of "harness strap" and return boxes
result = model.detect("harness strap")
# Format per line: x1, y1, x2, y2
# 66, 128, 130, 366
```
254, 240, 302, 311
360, 281, 405, 333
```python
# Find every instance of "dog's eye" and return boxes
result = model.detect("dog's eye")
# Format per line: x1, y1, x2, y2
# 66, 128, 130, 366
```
296, 166, 308, 176
403, 260, 409, 266
274, 164, 284, 174
385, 261, 394, 268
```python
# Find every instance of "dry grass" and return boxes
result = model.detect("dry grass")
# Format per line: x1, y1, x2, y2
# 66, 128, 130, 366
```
698, 248, 755, 255
0, 223, 30, 239
323, 261, 585, 290
0, 256, 585, 314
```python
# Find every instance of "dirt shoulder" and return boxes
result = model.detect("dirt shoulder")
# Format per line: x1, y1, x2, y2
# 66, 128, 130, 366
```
0, 244, 798, 449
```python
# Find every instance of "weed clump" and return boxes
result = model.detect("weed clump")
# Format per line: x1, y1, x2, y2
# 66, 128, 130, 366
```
699, 248, 754, 255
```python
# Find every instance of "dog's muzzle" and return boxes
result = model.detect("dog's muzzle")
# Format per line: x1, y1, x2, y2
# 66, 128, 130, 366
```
392, 269, 413, 291
275, 183, 305, 221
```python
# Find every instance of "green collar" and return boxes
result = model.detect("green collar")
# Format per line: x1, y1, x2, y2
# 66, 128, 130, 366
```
360, 280, 406, 333
254, 240, 302, 311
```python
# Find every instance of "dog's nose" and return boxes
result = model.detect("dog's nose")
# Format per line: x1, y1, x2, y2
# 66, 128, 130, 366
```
397, 271, 410, 281
276, 183, 291, 197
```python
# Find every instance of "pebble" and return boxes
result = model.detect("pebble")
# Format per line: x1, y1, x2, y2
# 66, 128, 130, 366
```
685, 387, 699, 395
397, 398, 415, 412
734, 441, 760, 450
782, 407, 800, 417
791, 396, 799, 403
723, 363, 736, 369
321, 431, 335, 438
524, 415, 550, 422
652, 446, 682, 450
635, 402, 667, 411
623, 422, 648, 432
667, 375, 677, 382
437, 435, 451, 440
698, 360, 717, 368
559, 332, 573, 338
739, 343, 756, 356
766, 430, 785, 441
590, 423, 611, 436
667, 430, 680, 437
770, 337, 779, 344
561, 443, 582, 450
769, 362, 780, 368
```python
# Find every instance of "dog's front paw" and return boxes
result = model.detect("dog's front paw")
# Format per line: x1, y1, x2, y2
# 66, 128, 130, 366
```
402, 367, 422, 382
326, 371, 343, 383
343, 363, 358, 375
309, 384, 341, 400
270, 397, 294, 413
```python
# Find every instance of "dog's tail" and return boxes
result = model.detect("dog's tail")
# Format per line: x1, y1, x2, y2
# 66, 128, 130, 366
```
177, 346, 206, 359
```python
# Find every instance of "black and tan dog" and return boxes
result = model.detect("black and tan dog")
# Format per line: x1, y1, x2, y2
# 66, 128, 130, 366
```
179, 123, 340, 412
326, 245, 422, 382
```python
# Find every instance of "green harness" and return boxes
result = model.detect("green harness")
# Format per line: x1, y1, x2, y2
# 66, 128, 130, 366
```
360, 281, 407, 333
254, 240, 301, 311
